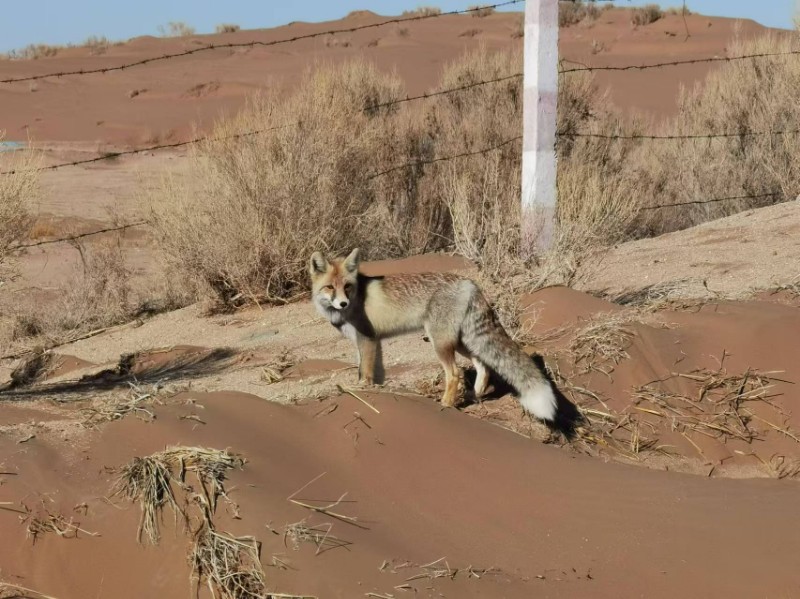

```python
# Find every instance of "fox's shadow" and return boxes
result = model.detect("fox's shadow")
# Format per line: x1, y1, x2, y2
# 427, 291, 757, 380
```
460, 354, 581, 440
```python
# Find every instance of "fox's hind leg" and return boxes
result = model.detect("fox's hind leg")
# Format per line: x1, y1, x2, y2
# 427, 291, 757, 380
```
472, 358, 489, 397
427, 333, 460, 408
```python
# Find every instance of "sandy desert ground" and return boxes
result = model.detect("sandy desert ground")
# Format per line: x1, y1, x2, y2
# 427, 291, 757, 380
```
1, 6, 800, 599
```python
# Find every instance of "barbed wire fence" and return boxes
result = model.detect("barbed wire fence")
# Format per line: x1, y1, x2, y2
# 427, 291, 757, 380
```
2, 0, 797, 251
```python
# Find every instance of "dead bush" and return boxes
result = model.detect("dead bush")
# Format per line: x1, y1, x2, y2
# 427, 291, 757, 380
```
84, 35, 110, 55
158, 21, 196, 37
559, 1, 601, 28
215, 23, 240, 34
6, 44, 61, 60
631, 4, 663, 26
665, 6, 692, 16
402, 6, 442, 17
633, 33, 800, 236
0, 139, 39, 274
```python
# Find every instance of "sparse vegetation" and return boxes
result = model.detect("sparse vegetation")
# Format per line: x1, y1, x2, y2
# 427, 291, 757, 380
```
402, 6, 442, 17
158, 21, 196, 37
84, 35, 110, 55
215, 23, 241, 34
665, 6, 692, 16
632, 33, 800, 235
559, 0, 601, 28
6, 44, 61, 60
469, 4, 496, 17
0, 139, 39, 273
631, 4, 664, 26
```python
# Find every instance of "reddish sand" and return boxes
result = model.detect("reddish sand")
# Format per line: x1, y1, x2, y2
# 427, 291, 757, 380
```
2, 388, 800, 598
0, 9, 787, 145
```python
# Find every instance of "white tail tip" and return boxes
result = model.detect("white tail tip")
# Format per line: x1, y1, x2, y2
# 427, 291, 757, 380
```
520, 384, 557, 421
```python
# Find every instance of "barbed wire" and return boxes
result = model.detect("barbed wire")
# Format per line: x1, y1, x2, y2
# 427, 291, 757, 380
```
559, 128, 800, 141
560, 49, 800, 74
641, 191, 781, 210
1, 72, 525, 176
12, 136, 525, 249
368, 135, 522, 179
0, 0, 523, 85
12, 221, 149, 250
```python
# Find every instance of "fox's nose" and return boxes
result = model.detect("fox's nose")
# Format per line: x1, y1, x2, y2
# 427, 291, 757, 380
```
339, 300, 348, 308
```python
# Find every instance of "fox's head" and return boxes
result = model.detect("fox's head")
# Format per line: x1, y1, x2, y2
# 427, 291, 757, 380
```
309, 248, 361, 313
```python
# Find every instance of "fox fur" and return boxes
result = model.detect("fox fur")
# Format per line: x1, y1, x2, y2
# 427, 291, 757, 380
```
309, 248, 557, 421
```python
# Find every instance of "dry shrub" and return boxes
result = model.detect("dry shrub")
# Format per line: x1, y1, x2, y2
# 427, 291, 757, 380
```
402, 6, 442, 17
559, 1, 601, 28
3, 238, 189, 350
6, 44, 60, 60
469, 4, 496, 17
84, 35, 110, 55
633, 33, 800, 236
159, 21, 196, 37
148, 60, 435, 306
665, 6, 692, 16
215, 23, 241, 34
631, 4, 663, 26
0, 140, 39, 272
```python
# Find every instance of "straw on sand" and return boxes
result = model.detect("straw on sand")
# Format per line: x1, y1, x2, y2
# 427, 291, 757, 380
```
112, 446, 244, 545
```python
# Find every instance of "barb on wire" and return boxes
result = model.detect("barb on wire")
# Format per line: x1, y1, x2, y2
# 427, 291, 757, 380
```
369, 72, 522, 110
560, 49, 800, 74
369, 135, 521, 179
0, 1, 524, 85
2, 71, 525, 176
12, 221, 149, 250
642, 191, 780, 210
559, 129, 800, 141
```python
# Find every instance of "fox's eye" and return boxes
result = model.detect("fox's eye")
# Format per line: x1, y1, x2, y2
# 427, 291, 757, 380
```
344, 283, 353, 294
323, 285, 334, 292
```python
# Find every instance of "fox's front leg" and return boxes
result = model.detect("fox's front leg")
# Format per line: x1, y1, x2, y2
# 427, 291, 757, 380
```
356, 334, 384, 385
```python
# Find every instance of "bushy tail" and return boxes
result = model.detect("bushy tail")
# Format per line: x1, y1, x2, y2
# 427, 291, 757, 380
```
459, 283, 557, 422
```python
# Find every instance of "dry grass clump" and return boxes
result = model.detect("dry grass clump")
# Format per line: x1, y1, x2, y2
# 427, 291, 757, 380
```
0, 138, 39, 273
215, 23, 241, 34
631, 4, 664, 26
633, 34, 800, 236
469, 4, 496, 17
5, 240, 132, 346
665, 6, 692, 16
568, 313, 638, 375
83, 35, 110, 55
158, 21, 196, 37
82, 381, 158, 425
5, 44, 61, 60
402, 6, 442, 17
3, 238, 192, 353
632, 366, 794, 446
112, 446, 244, 544
191, 525, 266, 599
559, 1, 601, 28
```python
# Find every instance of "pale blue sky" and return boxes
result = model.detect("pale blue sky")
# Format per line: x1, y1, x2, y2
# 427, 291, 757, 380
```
1, 1, 795, 53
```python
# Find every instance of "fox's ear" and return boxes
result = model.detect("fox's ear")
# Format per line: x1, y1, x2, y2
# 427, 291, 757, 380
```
309, 252, 329, 276
343, 248, 361, 273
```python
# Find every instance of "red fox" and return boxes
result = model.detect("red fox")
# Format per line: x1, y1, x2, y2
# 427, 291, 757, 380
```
309, 249, 557, 421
